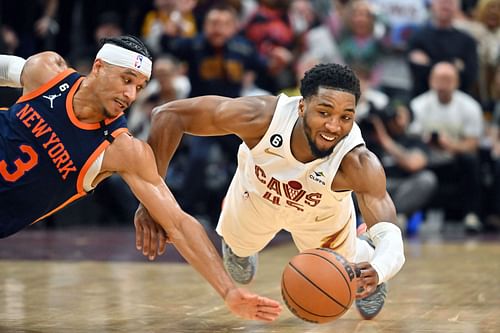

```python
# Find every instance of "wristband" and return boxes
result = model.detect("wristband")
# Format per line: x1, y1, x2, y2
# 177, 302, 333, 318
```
0, 55, 26, 87
367, 222, 405, 284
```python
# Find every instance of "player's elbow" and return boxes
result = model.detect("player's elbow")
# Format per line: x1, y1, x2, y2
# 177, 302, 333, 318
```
151, 98, 182, 117
151, 103, 183, 129
151, 105, 170, 126
165, 213, 205, 244
151, 104, 167, 118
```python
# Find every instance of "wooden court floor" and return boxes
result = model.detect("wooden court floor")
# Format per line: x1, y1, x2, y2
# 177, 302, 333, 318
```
1, 229, 499, 333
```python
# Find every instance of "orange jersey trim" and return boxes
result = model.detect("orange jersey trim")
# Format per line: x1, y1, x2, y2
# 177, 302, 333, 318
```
32, 192, 86, 224
65, 77, 124, 130
76, 140, 110, 193
17, 69, 76, 103
111, 127, 130, 139
76, 127, 129, 192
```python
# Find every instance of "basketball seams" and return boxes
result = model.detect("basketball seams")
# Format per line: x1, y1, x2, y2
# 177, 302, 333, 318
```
288, 261, 349, 311
300, 251, 355, 301
281, 282, 321, 323
281, 278, 344, 322
281, 249, 356, 323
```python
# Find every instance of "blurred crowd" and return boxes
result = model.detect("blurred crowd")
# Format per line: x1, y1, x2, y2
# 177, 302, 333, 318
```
1, 0, 499, 235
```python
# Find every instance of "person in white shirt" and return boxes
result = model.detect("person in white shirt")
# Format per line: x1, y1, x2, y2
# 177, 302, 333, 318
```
409, 61, 484, 232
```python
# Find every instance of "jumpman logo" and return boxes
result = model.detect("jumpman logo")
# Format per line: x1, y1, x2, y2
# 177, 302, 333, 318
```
42, 93, 62, 109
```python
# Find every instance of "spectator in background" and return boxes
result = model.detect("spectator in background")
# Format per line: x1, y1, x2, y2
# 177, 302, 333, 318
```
1, 24, 19, 55
349, 64, 390, 229
354, 65, 390, 124
0, 0, 59, 57
129, 55, 190, 141
485, 67, 500, 229
370, 0, 429, 51
407, 0, 479, 98
454, 0, 500, 110
280, 55, 319, 97
142, 0, 198, 54
192, 0, 255, 28
69, 0, 148, 50
288, 0, 319, 50
159, 3, 281, 224
244, 0, 294, 93
337, 0, 387, 86
368, 102, 438, 233
368, 0, 429, 100
68, 11, 124, 73
409, 62, 484, 232
0, 24, 22, 106
160, 3, 276, 98
324, 0, 351, 39
289, 0, 343, 65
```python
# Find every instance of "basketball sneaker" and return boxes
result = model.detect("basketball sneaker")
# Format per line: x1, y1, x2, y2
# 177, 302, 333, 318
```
221, 239, 258, 285
356, 282, 388, 320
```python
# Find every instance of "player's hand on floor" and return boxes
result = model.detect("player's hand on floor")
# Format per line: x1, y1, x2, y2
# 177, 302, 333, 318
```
354, 262, 379, 299
134, 204, 170, 260
224, 288, 282, 322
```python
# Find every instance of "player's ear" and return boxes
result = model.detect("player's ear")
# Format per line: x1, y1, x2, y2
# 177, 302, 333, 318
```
92, 58, 105, 75
298, 99, 305, 116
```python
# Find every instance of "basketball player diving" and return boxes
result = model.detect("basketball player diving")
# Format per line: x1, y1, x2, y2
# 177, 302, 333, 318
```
135, 63, 406, 320
0, 35, 281, 322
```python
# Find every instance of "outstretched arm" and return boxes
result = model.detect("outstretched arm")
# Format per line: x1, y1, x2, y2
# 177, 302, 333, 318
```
105, 134, 281, 321
148, 95, 275, 178
135, 95, 276, 258
335, 146, 405, 297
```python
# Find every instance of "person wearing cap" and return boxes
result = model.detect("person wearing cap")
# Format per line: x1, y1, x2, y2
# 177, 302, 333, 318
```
0, 35, 281, 322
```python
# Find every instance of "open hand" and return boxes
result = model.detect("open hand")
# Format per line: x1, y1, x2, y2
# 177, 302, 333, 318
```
224, 288, 282, 322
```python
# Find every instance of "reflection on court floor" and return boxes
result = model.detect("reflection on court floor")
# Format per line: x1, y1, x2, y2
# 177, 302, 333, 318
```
1, 228, 499, 332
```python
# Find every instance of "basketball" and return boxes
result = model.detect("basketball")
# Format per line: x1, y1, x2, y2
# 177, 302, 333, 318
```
281, 248, 357, 324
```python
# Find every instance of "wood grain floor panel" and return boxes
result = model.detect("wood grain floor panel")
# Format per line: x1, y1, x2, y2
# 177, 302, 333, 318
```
1, 237, 499, 332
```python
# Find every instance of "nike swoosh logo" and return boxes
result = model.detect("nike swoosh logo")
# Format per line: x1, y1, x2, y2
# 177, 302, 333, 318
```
264, 148, 285, 158
315, 214, 335, 222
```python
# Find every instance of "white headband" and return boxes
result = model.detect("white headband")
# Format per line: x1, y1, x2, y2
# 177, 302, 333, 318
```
96, 43, 152, 79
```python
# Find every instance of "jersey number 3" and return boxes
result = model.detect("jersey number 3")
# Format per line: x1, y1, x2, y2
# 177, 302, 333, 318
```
0, 145, 38, 182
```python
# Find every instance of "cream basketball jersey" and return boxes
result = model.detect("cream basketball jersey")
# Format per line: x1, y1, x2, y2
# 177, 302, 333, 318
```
217, 94, 365, 260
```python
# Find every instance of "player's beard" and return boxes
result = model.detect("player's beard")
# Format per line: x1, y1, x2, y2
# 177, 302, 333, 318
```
102, 106, 116, 119
303, 118, 336, 159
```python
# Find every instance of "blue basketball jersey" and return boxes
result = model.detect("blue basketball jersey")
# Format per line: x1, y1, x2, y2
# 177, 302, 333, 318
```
0, 69, 128, 237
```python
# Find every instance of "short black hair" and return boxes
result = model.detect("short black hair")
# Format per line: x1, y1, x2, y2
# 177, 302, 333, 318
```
300, 63, 361, 103
99, 35, 152, 61
207, 1, 238, 14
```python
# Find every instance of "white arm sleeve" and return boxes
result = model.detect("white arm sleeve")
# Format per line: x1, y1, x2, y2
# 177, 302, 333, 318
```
0, 55, 26, 87
367, 222, 405, 284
